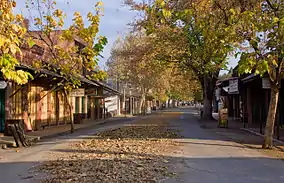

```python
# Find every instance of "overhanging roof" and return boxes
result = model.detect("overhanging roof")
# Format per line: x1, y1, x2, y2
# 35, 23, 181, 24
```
16, 65, 124, 95
16, 64, 62, 78
242, 74, 258, 83
216, 77, 238, 87
92, 80, 121, 95
77, 76, 99, 87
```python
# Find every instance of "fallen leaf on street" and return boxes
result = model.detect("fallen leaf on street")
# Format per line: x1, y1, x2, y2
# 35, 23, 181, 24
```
38, 121, 182, 183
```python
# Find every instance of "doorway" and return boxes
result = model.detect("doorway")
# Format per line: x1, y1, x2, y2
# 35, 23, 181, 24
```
0, 90, 5, 132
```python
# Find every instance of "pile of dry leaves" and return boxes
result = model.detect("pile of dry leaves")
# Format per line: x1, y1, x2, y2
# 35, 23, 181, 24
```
39, 124, 182, 182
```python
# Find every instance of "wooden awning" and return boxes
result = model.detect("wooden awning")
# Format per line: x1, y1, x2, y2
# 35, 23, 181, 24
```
241, 74, 258, 83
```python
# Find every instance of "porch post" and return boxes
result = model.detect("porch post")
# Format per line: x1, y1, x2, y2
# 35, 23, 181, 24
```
71, 96, 76, 115
103, 98, 106, 119
84, 96, 88, 114
78, 97, 82, 113
117, 95, 121, 115
91, 97, 95, 120
129, 97, 133, 115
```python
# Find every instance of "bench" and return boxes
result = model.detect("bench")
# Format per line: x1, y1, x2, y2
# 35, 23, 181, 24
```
5, 119, 31, 147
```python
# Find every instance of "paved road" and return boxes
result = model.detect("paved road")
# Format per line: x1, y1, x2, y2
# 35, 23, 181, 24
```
0, 117, 138, 183
0, 108, 284, 183
164, 108, 284, 183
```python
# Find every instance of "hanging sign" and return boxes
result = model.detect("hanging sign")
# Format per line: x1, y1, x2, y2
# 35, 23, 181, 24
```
229, 79, 239, 94
262, 77, 271, 89
0, 81, 7, 89
70, 88, 85, 97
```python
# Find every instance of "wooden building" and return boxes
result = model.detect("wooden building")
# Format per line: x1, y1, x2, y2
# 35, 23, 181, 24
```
0, 28, 120, 134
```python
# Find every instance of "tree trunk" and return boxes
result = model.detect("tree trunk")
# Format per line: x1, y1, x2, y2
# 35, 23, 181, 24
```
263, 85, 279, 149
140, 93, 146, 115
202, 76, 215, 120
63, 90, 74, 133
22, 84, 33, 131
22, 84, 32, 131
138, 94, 144, 114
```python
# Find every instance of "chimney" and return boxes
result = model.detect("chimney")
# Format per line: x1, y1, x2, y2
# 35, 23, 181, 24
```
22, 19, 29, 31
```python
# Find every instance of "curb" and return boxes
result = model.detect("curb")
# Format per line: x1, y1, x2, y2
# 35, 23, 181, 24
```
38, 113, 155, 140
1, 113, 156, 148
39, 116, 137, 140
241, 128, 284, 146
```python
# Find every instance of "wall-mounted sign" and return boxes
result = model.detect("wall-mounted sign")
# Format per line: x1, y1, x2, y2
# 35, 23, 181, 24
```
0, 81, 7, 89
85, 88, 98, 96
70, 88, 85, 97
262, 77, 271, 89
229, 79, 239, 94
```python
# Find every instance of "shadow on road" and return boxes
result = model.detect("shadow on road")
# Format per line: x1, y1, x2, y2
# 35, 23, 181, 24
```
1, 107, 284, 182
0, 156, 284, 183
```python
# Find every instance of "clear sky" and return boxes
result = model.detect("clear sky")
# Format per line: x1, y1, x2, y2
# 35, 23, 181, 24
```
15, 0, 137, 70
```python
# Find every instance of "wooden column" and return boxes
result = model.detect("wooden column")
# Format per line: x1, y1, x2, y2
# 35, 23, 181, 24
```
91, 97, 95, 120
36, 87, 42, 129
47, 92, 51, 126
129, 97, 133, 115
117, 95, 121, 115
103, 98, 106, 119
78, 97, 82, 113
55, 91, 59, 125
84, 96, 88, 114
97, 99, 101, 119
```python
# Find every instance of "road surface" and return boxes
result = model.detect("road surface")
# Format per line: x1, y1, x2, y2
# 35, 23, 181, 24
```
0, 108, 283, 183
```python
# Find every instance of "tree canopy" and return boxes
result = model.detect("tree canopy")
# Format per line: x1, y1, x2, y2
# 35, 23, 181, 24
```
107, 30, 201, 110
0, 0, 33, 84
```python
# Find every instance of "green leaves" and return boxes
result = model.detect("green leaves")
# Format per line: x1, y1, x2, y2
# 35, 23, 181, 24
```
162, 9, 171, 18
0, 1, 31, 84
22, 0, 108, 90
27, 38, 35, 48
235, 0, 283, 85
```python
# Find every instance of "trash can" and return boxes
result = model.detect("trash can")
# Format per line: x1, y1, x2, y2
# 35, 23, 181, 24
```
218, 108, 228, 128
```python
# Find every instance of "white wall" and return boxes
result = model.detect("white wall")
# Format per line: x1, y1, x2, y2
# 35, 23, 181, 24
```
105, 95, 119, 116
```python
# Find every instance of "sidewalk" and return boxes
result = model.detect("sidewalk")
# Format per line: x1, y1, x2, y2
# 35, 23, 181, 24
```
0, 114, 136, 148
200, 113, 284, 159
212, 113, 284, 144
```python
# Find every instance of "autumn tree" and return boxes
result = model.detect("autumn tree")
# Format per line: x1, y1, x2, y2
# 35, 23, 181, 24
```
167, 69, 201, 102
126, 0, 236, 120
23, 0, 107, 132
233, 0, 284, 148
0, 0, 33, 84
108, 32, 169, 113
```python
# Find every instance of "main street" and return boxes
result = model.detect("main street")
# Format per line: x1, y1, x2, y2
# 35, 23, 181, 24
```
0, 108, 284, 182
